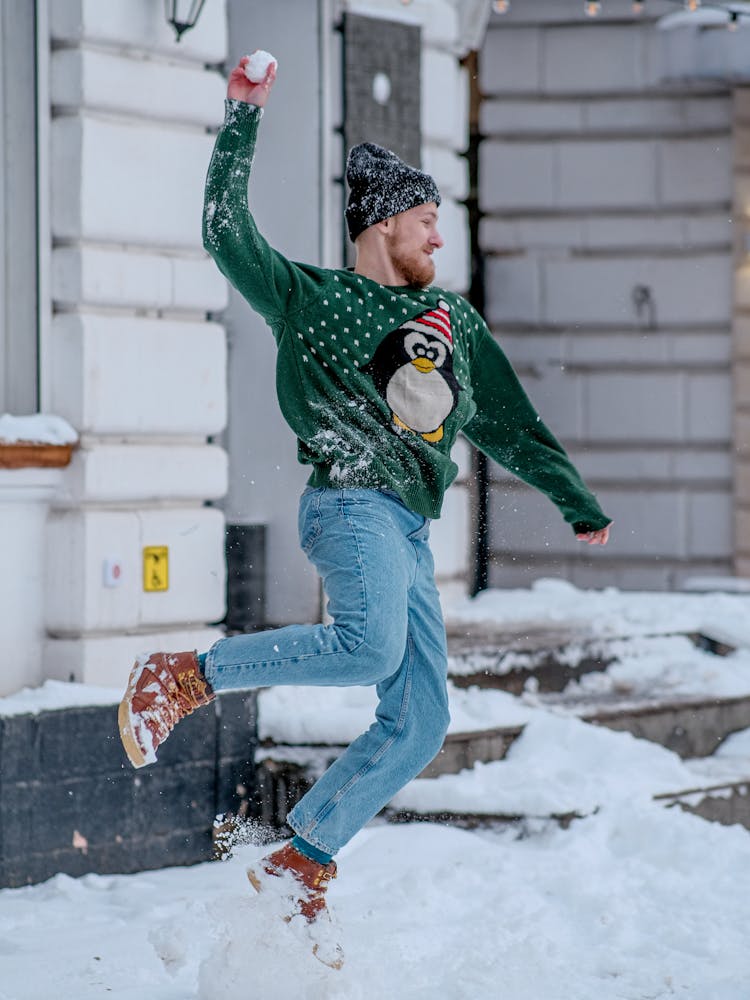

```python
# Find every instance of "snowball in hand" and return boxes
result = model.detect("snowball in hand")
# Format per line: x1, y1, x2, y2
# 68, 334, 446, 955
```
243, 50, 278, 83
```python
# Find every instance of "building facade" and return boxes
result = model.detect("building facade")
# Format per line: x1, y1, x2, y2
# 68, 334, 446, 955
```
2, 0, 750, 699
479, 0, 743, 591
0, 0, 479, 696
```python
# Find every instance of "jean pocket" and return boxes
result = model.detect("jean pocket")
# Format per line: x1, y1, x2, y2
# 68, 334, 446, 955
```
406, 516, 430, 542
298, 492, 323, 553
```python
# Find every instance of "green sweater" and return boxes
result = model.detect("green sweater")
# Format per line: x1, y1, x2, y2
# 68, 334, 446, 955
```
203, 100, 610, 531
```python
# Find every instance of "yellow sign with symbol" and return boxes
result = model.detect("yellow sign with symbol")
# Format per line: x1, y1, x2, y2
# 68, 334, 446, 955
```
143, 546, 169, 592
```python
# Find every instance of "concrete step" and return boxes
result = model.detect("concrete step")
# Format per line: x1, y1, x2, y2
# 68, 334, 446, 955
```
241, 751, 750, 842
250, 622, 749, 833
446, 627, 735, 696
576, 692, 750, 759
251, 688, 750, 831
256, 687, 750, 782
384, 777, 750, 834
654, 779, 750, 829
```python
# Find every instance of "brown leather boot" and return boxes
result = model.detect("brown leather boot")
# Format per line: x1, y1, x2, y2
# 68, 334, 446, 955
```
247, 843, 337, 921
247, 843, 343, 968
118, 651, 214, 768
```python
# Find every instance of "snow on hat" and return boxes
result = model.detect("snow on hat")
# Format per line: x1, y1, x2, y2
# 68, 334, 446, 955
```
402, 299, 453, 352
345, 142, 441, 242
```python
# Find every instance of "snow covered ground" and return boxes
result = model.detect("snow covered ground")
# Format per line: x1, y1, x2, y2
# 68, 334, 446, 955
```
1, 807, 749, 999
3, 580, 750, 997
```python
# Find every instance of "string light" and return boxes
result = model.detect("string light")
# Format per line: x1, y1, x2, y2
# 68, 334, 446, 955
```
486, 0, 745, 28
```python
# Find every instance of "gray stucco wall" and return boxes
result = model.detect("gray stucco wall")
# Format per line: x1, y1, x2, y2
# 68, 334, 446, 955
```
478, 3, 734, 590
222, 0, 325, 624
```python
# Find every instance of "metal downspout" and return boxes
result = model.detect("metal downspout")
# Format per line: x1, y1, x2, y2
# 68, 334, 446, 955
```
464, 49, 489, 596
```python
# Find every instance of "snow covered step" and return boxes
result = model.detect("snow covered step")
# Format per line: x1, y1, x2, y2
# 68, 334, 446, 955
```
446, 627, 735, 696
253, 722, 527, 826
447, 625, 613, 695
256, 683, 533, 748
387, 715, 750, 834
253, 683, 531, 826
443, 580, 750, 654
252, 616, 750, 828
655, 780, 750, 831
581, 692, 750, 759
386, 777, 750, 835
524, 626, 750, 758
255, 688, 750, 829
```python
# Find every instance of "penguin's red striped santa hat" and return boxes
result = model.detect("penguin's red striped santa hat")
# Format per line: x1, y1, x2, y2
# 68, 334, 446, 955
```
403, 299, 453, 352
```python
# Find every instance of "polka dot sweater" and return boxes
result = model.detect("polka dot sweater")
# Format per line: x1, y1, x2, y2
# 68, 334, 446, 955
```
203, 100, 610, 531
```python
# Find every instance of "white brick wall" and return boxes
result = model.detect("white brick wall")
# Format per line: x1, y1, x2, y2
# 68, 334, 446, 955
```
538, 255, 731, 327
58, 445, 228, 505
481, 96, 732, 136
49, 0, 225, 63
48, 315, 226, 436
45, 628, 224, 689
51, 48, 226, 126
481, 136, 731, 212
51, 116, 216, 247
53, 246, 227, 313
479, 10, 734, 590
734, 91, 750, 575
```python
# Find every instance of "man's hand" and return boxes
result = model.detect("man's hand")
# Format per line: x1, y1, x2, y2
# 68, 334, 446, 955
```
227, 54, 276, 107
576, 523, 612, 546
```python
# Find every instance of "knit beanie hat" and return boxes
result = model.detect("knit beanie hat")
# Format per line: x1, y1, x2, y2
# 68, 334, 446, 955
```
345, 142, 441, 242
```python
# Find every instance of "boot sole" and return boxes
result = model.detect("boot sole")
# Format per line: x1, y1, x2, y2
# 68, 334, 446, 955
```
118, 697, 148, 769
246, 867, 344, 970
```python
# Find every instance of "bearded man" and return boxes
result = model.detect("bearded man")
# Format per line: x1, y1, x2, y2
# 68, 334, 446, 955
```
118, 54, 611, 968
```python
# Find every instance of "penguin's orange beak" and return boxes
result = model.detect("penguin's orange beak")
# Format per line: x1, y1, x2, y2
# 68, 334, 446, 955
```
412, 357, 435, 373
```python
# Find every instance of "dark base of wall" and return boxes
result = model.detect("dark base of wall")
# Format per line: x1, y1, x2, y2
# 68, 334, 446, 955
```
0, 691, 258, 889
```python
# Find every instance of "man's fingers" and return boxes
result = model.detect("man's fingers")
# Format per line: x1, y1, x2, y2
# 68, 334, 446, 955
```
575, 525, 611, 545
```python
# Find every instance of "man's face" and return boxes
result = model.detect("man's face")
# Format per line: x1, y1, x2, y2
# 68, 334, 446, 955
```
385, 202, 444, 288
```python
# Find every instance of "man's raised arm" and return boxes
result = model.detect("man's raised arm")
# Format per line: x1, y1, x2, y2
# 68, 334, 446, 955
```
202, 55, 324, 328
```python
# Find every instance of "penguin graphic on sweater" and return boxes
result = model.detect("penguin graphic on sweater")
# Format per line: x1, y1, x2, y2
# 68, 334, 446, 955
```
363, 299, 461, 443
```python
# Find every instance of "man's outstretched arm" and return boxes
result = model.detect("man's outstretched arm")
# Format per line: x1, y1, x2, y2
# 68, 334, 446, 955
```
464, 322, 613, 545
203, 55, 325, 328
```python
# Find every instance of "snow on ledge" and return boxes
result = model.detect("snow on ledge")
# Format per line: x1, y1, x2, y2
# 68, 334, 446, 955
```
0, 680, 120, 717
0, 413, 78, 446
442, 577, 750, 648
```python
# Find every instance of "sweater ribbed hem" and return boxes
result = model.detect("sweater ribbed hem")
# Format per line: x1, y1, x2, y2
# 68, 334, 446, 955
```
306, 466, 443, 520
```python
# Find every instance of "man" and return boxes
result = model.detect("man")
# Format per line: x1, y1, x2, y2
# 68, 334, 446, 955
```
118, 55, 611, 966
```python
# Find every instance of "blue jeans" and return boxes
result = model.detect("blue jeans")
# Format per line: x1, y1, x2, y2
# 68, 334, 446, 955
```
204, 487, 450, 855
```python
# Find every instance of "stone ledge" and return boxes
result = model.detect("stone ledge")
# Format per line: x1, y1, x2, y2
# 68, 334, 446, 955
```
0, 690, 258, 888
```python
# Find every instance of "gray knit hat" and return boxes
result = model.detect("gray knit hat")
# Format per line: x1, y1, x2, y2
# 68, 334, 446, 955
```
345, 142, 441, 242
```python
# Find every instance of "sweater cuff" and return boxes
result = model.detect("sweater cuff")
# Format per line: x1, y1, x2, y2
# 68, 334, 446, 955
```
223, 98, 264, 126
571, 517, 611, 534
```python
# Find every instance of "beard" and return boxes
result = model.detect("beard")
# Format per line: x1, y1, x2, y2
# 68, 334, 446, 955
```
386, 238, 435, 289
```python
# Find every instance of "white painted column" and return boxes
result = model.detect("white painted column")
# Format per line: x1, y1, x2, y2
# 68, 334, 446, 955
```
0, 470, 61, 695
41, 0, 230, 686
